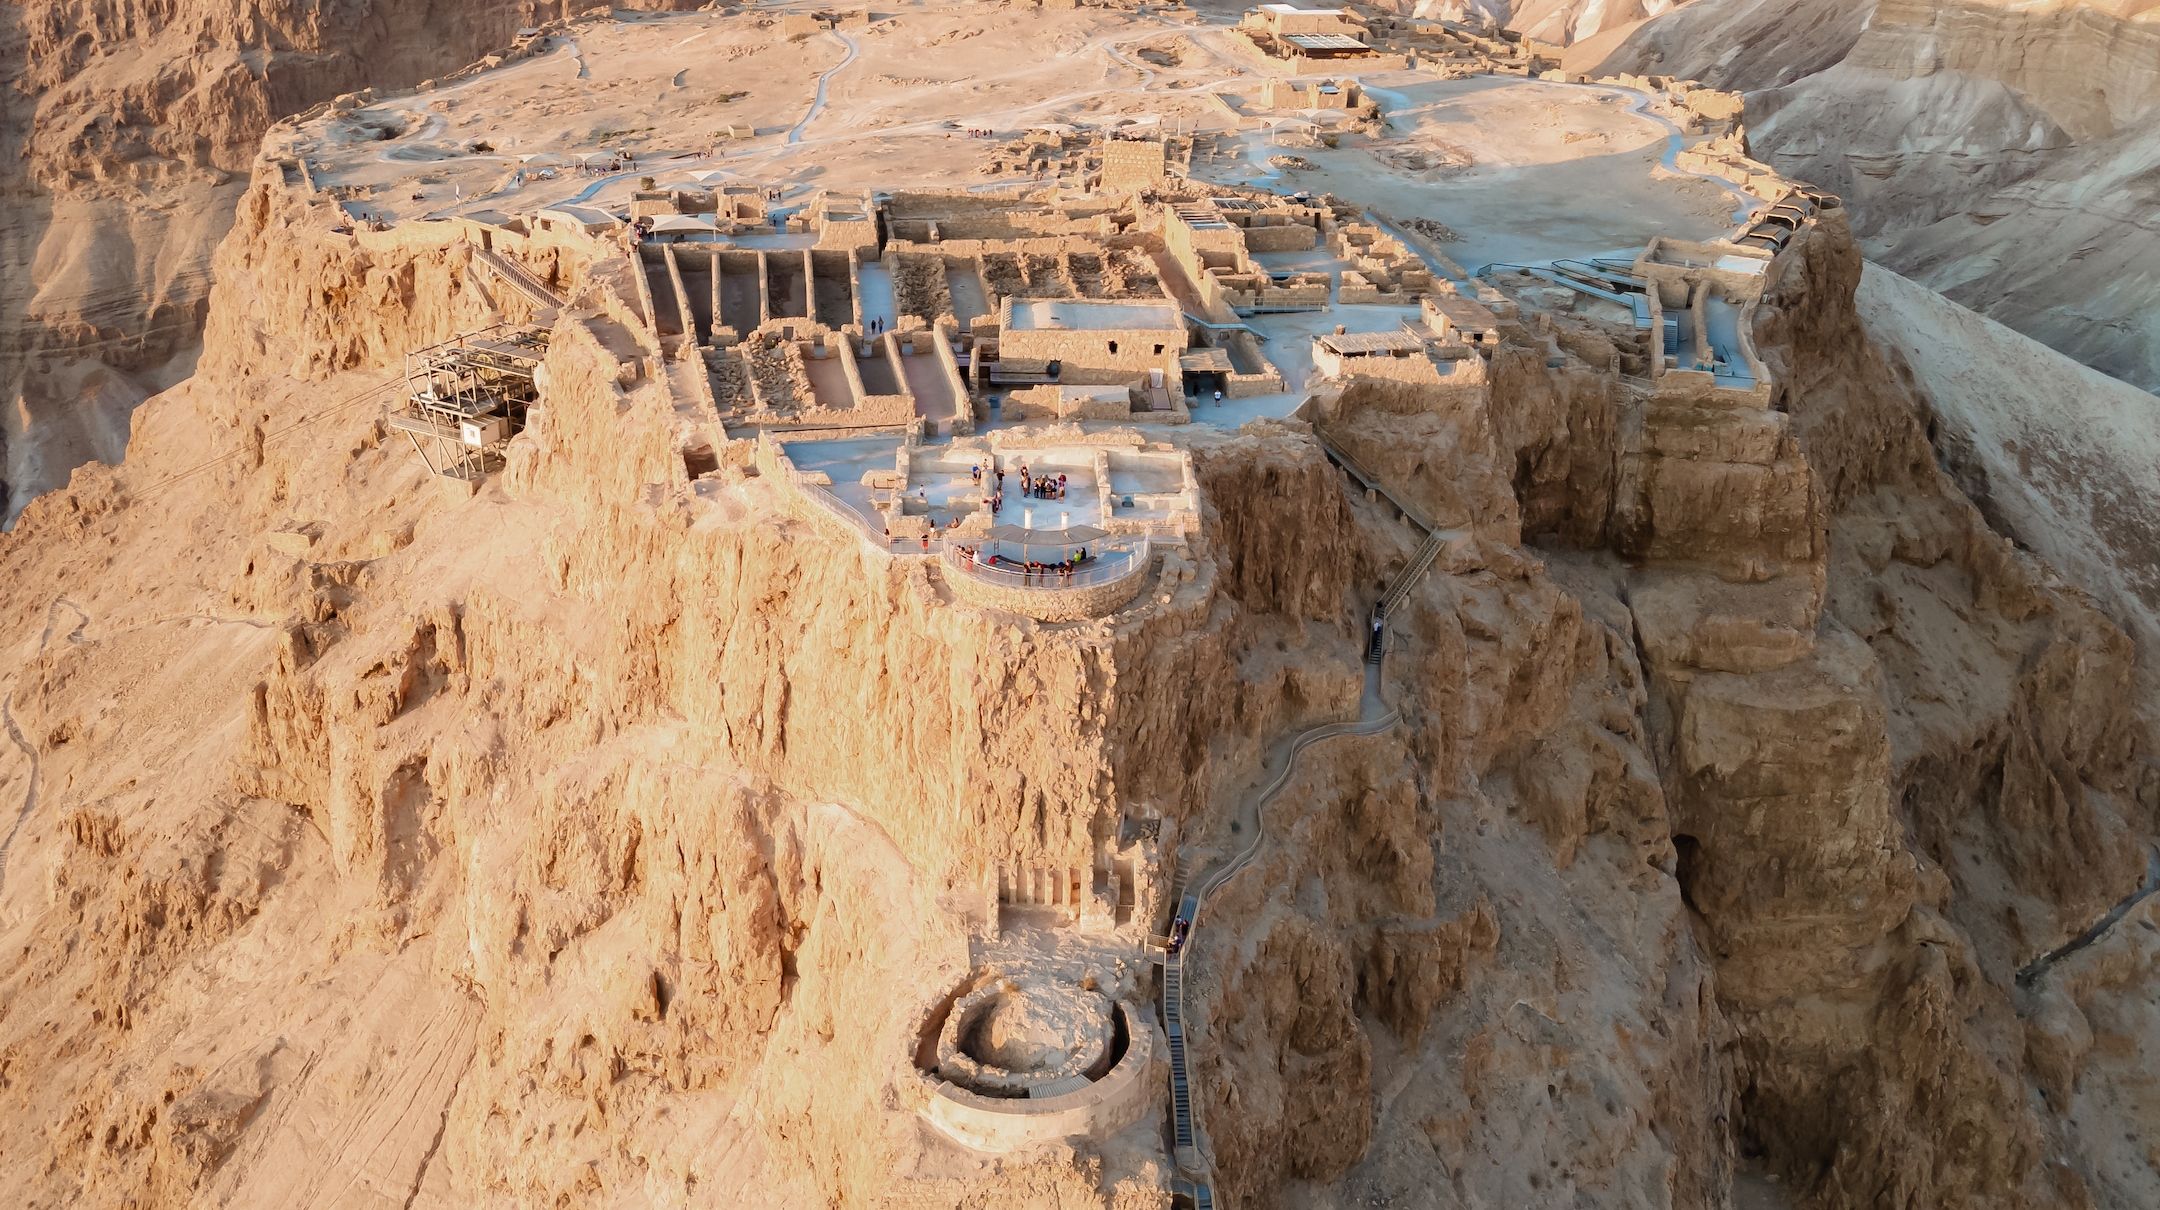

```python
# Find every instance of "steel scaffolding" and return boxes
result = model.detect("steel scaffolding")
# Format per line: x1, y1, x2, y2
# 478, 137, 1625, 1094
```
389, 326, 549, 484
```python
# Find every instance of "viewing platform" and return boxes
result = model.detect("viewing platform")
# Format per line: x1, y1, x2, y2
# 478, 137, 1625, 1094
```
759, 430, 1196, 621
943, 528, 1154, 622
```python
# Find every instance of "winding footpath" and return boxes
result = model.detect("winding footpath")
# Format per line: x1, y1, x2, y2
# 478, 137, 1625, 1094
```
788, 30, 862, 144
1601, 82, 1764, 226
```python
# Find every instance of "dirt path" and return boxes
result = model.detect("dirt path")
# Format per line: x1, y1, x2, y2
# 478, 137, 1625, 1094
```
789, 30, 861, 144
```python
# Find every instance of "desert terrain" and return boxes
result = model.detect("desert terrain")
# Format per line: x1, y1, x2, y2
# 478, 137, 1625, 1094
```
0, 3, 2153, 1210
1574, 0, 2160, 393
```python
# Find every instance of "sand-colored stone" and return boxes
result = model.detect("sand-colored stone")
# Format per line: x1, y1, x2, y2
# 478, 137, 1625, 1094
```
0, 9, 2152, 1210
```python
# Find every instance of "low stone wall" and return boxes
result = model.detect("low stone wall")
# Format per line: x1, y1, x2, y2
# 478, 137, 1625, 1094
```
1651, 368, 1774, 408
920, 1007, 1160, 1152
1243, 224, 1319, 254
942, 551, 1155, 622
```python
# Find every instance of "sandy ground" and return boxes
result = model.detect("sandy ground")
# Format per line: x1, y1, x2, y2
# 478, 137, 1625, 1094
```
287, 1, 1753, 524
1194, 69, 1736, 269
295, 2, 1740, 265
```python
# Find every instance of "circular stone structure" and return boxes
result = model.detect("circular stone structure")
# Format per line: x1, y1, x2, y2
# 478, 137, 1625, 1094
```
938, 978, 1115, 1096
907, 968, 1159, 1153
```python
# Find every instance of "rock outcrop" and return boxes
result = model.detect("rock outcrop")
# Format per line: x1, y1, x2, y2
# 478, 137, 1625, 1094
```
0, 124, 2151, 1210
0, 0, 561, 522
1576, 0, 2160, 393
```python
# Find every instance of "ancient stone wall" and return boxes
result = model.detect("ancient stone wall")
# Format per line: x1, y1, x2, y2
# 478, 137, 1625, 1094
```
1100, 140, 1166, 192
940, 549, 1157, 621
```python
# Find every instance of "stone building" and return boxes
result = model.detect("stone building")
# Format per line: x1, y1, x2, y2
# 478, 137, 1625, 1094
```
1257, 77, 1362, 110
1245, 3, 1360, 38
1100, 139, 1167, 192
1422, 292, 1501, 348
995, 299, 1188, 385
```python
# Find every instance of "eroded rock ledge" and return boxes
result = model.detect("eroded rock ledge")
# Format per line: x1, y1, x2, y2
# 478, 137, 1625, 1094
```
0, 153, 2148, 1210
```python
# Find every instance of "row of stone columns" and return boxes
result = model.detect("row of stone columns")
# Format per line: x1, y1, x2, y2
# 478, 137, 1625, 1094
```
998, 864, 1084, 908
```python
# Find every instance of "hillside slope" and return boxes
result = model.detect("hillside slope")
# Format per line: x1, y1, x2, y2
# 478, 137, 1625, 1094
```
0, 0, 560, 523
1571, 0, 2160, 392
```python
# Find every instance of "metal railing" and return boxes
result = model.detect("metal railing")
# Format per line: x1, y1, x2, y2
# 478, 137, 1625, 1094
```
795, 479, 933, 556
941, 536, 1150, 592
789, 469, 1155, 599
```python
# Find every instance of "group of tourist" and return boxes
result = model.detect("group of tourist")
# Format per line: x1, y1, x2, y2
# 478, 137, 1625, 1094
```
1018, 465, 1069, 502
964, 463, 1071, 515
953, 127, 996, 138
957, 545, 1094, 586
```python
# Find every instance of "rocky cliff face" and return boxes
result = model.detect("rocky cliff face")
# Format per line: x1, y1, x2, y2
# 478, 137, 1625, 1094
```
0, 162, 2152, 1210
0, 0, 560, 523
1218, 205, 2156, 1209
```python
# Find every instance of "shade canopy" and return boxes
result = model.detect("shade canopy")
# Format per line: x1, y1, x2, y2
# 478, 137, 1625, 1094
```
981, 524, 1110, 546
647, 214, 718, 233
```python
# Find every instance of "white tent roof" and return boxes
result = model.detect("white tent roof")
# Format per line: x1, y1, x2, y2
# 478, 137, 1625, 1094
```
539, 204, 622, 229
648, 214, 718, 233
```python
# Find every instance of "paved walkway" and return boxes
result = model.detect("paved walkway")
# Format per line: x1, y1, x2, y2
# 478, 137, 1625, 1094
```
856, 262, 896, 333
789, 31, 861, 144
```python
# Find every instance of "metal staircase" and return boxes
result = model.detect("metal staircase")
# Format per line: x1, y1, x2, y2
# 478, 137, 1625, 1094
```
1149, 431, 1430, 1209
1378, 525, 1452, 617
470, 246, 568, 309
1163, 890, 1201, 1159
1161, 885, 1208, 1205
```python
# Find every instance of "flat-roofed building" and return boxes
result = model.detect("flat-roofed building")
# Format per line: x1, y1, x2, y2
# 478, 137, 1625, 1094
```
533, 205, 624, 236
1246, 3, 1360, 37
997, 299, 1189, 385
1311, 329, 1428, 378
1423, 294, 1502, 347
1258, 77, 1364, 109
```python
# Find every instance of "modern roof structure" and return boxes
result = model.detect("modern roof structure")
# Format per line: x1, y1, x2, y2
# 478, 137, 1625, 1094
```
1318, 330, 1426, 355
1426, 295, 1501, 336
1284, 33, 1370, 51
535, 204, 623, 233
1007, 300, 1183, 332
